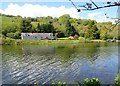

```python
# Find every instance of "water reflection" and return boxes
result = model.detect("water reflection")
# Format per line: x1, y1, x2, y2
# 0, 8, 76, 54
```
2, 43, 118, 84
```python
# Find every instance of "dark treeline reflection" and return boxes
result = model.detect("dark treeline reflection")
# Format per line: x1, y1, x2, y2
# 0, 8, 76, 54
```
2, 43, 117, 62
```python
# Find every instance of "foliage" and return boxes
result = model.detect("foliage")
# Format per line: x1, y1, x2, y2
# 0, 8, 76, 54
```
20, 18, 32, 32
2, 16, 22, 36
51, 78, 101, 86
1, 14, 118, 40
2, 39, 91, 45
52, 81, 66, 86
6, 31, 21, 39
83, 78, 100, 86
115, 73, 120, 86
100, 28, 108, 40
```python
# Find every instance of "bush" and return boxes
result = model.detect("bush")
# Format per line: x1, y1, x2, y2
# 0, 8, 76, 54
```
2, 39, 15, 45
115, 73, 120, 86
6, 31, 21, 39
6, 32, 15, 39
83, 78, 100, 86
0, 34, 6, 39
52, 81, 66, 86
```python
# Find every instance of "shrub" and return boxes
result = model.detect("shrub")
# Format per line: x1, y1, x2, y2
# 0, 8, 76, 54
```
6, 32, 15, 39
52, 81, 66, 86
6, 31, 21, 39
115, 73, 120, 86
83, 78, 100, 86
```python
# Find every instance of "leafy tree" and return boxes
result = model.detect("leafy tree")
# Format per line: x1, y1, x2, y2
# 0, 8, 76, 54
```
59, 14, 71, 23
6, 33, 15, 39
6, 31, 21, 39
82, 19, 89, 26
58, 15, 77, 37
84, 28, 91, 39
65, 20, 72, 36
14, 31, 21, 39
20, 18, 32, 32
66, 25, 77, 36
55, 31, 65, 38
100, 28, 108, 40
88, 20, 96, 27
37, 23, 41, 32
91, 25, 100, 39
1, 14, 119, 39
40, 24, 54, 33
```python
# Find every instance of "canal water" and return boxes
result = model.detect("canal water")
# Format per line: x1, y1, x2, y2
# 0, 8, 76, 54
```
2, 43, 119, 84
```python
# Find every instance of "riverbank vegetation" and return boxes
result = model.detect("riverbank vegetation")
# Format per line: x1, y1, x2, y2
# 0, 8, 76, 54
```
3, 36, 117, 45
1, 38, 90, 45
34, 73, 120, 86
51, 78, 100, 86
1, 13, 120, 41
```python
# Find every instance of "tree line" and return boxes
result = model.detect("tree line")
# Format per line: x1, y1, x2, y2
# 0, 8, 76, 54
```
1, 14, 119, 40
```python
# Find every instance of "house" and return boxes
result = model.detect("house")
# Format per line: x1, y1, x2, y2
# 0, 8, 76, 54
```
21, 33, 54, 40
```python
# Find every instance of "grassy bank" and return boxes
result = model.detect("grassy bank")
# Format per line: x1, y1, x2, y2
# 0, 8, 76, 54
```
1, 39, 90, 45
1, 37, 119, 45
1, 37, 89, 45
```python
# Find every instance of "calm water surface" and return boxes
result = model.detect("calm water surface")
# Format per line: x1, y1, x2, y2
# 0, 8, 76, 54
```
2, 43, 119, 84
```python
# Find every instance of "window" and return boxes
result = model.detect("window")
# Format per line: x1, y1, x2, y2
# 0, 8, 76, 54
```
50, 34, 53, 36
25, 34, 29, 36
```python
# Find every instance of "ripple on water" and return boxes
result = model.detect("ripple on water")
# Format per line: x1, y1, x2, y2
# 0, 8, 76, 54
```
2, 44, 118, 84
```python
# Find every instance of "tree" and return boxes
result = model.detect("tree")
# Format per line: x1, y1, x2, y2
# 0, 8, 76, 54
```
82, 19, 89, 26
55, 31, 65, 38
6, 31, 21, 39
37, 23, 41, 32
90, 25, 100, 39
14, 31, 21, 39
20, 18, 32, 32
1, 14, 119, 40
88, 20, 96, 27
65, 20, 72, 36
6, 32, 15, 39
40, 24, 54, 33
58, 15, 77, 37
66, 25, 77, 36
59, 14, 71, 23
100, 28, 108, 40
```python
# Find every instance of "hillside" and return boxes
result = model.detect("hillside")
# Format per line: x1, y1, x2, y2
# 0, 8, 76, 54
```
1, 14, 119, 40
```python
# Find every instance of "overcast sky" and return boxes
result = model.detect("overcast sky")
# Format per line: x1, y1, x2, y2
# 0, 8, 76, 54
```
0, 0, 119, 23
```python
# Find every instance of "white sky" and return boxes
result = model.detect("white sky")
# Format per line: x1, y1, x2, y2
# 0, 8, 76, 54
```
0, 3, 80, 18
0, 0, 113, 2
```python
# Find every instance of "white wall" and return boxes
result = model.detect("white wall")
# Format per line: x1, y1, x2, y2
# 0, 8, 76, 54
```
21, 33, 54, 40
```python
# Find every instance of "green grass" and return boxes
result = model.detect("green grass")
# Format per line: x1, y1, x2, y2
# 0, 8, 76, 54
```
57, 37, 69, 40
1, 38, 91, 45
57, 37, 90, 42
91, 39, 106, 43
2, 36, 119, 45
